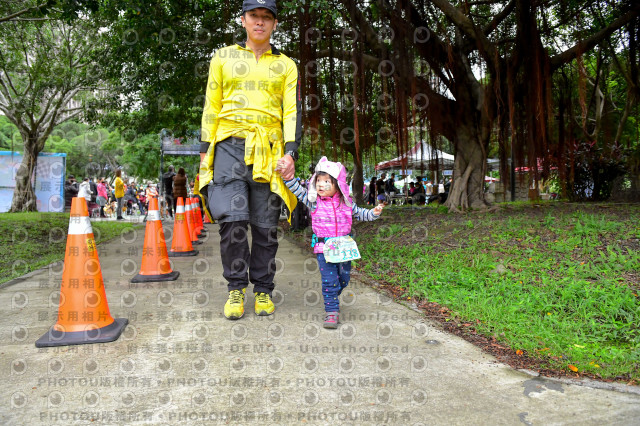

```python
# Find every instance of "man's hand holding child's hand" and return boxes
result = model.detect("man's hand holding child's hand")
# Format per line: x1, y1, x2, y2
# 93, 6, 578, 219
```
276, 155, 295, 180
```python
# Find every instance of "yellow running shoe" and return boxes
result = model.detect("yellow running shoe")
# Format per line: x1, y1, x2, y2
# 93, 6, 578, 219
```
224, 289, 246, 320
254, 292, 275, 316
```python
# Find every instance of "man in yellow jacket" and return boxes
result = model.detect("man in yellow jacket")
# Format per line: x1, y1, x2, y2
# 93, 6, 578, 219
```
114, 169, 125, 221
199, 0, 300, 320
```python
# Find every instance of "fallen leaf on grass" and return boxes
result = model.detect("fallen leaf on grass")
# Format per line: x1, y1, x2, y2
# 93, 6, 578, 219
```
516, 350, 524, 356
568, 364, 579, 372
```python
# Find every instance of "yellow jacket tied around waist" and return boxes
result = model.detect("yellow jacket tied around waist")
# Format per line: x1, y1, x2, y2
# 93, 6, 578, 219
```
199, 43, 301, 222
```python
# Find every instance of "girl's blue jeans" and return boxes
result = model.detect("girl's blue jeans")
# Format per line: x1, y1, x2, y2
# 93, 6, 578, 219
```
316, 254, 352, 312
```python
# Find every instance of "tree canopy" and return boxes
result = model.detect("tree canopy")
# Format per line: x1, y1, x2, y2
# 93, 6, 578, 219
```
290, 0, 640, 207
0, 7, 109, 211
2, 0, 639, 210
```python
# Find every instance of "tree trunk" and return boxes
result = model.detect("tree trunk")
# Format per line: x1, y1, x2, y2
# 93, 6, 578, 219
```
351, 153, 364, 205
10, 134, 39, 212
630, 172, 640, 201
342, 142, 365, 205
445, 124, 489, 211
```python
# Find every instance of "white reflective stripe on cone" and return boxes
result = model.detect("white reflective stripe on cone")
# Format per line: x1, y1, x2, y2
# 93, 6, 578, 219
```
147, 210, 161, 221
176, 204, 185, 214
68, 216, 93, 235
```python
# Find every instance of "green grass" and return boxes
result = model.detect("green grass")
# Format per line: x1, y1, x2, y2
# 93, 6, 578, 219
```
352, 203, 640, 380
0, 213, 139, 285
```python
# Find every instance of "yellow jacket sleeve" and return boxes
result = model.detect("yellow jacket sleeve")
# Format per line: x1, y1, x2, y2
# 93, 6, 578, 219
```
282, 61, 302, 151
201, 52, 223, 143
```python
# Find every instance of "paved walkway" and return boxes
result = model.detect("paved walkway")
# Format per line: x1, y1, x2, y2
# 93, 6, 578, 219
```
1, 222, 639, 425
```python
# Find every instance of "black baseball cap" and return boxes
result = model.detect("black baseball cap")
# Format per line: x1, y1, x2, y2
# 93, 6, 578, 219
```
242, 0, 277, 19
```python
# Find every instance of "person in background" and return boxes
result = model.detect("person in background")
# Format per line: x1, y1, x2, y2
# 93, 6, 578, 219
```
425, 180, 433, 196
408, 182, 417, 196
162, 165, 176, 218
78, 177, 92, 205
115, 170, 125, 220
145, 183, 157, 201
89, 177, 98, 204
64, 175, 78, 210
145, 183, 157, 215
102, 177, 113, 199
376, 173, 387, 204
367, 177, 377, 205
125, 182, 138, 215
137, 188, 146, 215
97, 178, 108, 218
173, 167, 188, 205
413, 178, 426, 205
385, 173, 396, 200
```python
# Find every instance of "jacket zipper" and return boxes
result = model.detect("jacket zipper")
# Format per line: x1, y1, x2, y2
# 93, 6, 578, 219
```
333, 198, 338, 237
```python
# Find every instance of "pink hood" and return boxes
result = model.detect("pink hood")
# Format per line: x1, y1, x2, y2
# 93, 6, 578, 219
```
308, 156, 351, 207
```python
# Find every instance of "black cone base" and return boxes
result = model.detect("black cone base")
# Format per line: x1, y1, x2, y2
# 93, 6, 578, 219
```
191, 240, 203, 245
35, 318, 129, 348
168, 249, 199, 257
131, 270, 180, 283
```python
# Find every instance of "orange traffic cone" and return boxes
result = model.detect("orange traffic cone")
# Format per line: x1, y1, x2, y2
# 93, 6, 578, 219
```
193, 197, 206, 235
190, 197, 204, 236
169, 197, 199, 257
131, 198, 179, 282
36, 198, 128, 347
186, 198, 203, 245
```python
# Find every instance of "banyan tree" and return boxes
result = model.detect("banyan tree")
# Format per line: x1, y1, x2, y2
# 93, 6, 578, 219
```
290, 0, 640, 209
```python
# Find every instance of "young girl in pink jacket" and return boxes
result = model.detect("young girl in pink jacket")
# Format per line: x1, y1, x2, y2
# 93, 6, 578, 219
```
284, 157, 384, 328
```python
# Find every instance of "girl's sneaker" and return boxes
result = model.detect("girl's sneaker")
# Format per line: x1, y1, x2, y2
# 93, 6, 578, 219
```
323, 312, 339, 329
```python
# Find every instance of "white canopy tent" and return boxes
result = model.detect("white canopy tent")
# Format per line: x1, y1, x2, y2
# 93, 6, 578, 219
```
375, 141, 455, 171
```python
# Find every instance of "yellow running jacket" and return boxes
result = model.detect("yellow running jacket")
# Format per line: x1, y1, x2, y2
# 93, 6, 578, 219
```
114, 177, 124, 198
199, 42, 301, 222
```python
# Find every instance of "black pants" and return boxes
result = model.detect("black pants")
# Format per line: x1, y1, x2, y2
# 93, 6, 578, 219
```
211, 137, 282, 295
219, 221, 279, 295
165, 194, 174, 217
